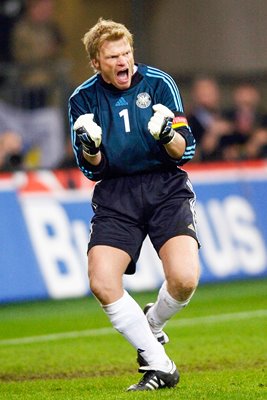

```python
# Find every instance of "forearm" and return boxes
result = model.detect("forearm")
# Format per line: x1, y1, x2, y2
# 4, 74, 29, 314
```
82, 149, 102, 165
163, 130, 186, 159
77, 147, 108, 181
162, 124, 196, 165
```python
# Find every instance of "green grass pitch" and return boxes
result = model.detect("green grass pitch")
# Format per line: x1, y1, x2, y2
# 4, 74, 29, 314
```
0, 279, 266, 399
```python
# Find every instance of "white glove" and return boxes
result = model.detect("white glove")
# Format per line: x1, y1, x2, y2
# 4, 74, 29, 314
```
74, 114, 102, 151
148, 104, 175, 140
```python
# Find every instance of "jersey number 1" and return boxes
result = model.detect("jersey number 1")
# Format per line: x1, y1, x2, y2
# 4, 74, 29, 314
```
119, 109, 130, 133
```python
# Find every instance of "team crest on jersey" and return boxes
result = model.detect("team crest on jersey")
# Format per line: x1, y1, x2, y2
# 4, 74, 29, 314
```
136, 92, 151, 108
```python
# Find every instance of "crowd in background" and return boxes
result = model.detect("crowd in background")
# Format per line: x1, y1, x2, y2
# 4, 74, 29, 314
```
187, 77, 267, 163
1, 0, 267, 172
0, 0, 72, 171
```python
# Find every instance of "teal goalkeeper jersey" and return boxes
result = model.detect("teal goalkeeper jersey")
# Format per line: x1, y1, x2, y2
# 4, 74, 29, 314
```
68, 63, 196, 181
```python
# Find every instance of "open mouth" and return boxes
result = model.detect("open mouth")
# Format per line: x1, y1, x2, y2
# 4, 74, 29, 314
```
116, 69, 129, 84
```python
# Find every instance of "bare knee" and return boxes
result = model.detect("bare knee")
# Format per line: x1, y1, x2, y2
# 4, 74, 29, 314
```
160, 235, 200, 301
88, 271, 104, 301
166, 269, 199, 302
87, 247, 127, 305
88, 266, 123, 305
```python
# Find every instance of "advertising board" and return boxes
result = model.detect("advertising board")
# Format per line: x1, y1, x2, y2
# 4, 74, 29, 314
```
0, 161, 266, 302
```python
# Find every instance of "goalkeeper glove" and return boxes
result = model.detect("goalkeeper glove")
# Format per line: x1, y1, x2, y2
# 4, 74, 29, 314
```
148, 104, 175, 144
74, 114, 102, 156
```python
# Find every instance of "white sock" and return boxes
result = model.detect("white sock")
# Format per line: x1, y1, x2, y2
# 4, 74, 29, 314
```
102, 290, 172, 372
147, 281, 194, 334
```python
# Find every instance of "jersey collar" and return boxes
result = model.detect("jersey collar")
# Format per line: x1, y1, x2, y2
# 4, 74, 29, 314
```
98, 64, 143, 92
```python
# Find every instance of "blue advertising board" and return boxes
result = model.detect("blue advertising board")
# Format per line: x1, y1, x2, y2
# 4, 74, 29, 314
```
0, 162, 266, 303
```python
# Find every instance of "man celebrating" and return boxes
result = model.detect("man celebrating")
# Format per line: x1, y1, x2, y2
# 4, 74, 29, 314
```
69, 18, 200, 391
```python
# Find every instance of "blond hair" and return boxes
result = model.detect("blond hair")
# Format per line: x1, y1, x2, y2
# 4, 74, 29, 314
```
82, 18, 134, 71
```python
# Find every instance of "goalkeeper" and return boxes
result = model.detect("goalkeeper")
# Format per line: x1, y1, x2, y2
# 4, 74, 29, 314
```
69, 18, 200, 392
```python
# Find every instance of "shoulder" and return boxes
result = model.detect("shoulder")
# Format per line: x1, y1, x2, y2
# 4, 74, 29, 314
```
141, 64, 175, 83
140, 64, 179, 92
69, 73, 99, 102
142, 64, 180, 92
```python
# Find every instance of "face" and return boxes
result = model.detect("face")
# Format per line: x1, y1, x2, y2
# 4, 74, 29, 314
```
93, 37, 134, 90
193, 79, 220, 109
234, 86, 260, 109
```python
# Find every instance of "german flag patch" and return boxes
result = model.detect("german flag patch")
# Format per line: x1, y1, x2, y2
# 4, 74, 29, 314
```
172, 116, 189, 129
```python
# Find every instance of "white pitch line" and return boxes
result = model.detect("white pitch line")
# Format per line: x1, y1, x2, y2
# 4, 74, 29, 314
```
0, 309, 266, 347
0, 327, 115, 346
170, 309, 267, 327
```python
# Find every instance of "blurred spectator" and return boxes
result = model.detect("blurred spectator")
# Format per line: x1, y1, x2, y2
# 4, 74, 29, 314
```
0, 0, 24, 88
220, 82, 267, 161
224, 82, 266, 134
0, 130, 24, 170
10, 0, 65, 109
187, 76, 221, 143
188, 78, 267, 162
187, 76, 233, 161
243, 127, 267, 160
0, 0, 72, 170
0, 0, 24, 63
200, 118, 233, 161
0, 100, 65, 169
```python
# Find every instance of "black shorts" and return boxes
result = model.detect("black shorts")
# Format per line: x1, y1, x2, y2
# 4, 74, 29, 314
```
88, 169, 199, 274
